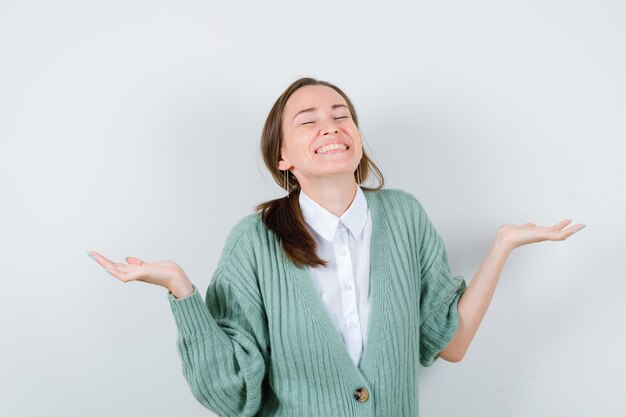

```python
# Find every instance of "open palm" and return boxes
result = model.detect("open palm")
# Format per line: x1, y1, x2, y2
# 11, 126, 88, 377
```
87, 251, 188, 289
500, 219, 585, 252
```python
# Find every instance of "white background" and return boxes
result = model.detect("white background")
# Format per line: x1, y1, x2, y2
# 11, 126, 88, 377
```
1, 0, 624, 416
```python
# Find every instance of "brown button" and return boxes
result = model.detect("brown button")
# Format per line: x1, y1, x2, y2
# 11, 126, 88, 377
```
353, 387, 369, 402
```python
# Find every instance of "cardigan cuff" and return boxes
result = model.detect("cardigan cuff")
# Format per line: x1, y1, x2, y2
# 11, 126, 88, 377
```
168, 284, 217, 337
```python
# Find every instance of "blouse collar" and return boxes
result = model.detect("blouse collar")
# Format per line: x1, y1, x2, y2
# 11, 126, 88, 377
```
298, 185, 368, 242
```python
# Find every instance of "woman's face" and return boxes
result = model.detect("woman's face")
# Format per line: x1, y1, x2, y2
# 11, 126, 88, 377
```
279, 85, 363, 185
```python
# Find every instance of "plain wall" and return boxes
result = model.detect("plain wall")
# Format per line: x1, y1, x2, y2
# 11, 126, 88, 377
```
1, 0, 624, 416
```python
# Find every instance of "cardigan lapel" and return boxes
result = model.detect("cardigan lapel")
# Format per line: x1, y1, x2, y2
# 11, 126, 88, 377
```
288, 188, 389, 378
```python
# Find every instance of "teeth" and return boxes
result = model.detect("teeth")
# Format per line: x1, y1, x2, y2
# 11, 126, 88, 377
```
316, 143, 348, 154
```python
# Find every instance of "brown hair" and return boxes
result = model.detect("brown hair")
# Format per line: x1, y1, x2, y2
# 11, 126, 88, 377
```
254, 77, 384, 269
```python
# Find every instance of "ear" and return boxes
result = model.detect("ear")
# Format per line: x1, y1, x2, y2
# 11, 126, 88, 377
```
278, 158, 290, 171
278, 144, 293, 171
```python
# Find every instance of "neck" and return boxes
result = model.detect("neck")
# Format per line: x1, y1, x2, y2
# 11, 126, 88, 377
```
299, 176, 358, 217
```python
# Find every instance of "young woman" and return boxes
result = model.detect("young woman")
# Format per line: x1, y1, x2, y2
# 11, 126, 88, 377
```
88, 77, 585, 416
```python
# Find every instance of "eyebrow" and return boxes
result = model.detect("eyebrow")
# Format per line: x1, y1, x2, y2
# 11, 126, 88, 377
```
292, 104, 348, 121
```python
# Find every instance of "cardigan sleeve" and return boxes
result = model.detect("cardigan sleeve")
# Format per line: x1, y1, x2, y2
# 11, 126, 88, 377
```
167, 265, 269, 417
414, 199, 468, 367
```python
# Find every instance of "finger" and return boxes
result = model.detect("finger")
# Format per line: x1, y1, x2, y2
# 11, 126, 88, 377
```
88, 251, 118, 270
114, 263, 136, 273
550, 219, 572, 231
551, 223, 585, 241
107, 264, 144, 283
126, 256, 144, 265
565, 224, 586, 236
101, 261, 126, 277
119, 267, 149, 282
114, 263, 156, 283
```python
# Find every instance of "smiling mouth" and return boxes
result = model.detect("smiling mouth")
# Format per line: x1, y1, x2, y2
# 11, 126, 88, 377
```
315, 145, 350, 155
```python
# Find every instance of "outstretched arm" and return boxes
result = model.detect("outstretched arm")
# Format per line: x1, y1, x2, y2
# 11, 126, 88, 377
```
438, 219, 585, 362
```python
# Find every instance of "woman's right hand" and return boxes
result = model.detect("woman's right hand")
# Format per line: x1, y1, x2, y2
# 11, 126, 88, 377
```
87, 251, 194, 298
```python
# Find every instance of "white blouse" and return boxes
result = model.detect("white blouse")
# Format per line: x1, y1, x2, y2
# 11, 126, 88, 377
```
298, 186, 373, 367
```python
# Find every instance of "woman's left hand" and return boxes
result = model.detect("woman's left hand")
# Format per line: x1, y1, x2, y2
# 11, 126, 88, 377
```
498, 219, 585, 253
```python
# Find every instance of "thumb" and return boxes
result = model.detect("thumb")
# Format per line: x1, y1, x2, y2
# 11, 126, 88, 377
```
125, 256, 144, 265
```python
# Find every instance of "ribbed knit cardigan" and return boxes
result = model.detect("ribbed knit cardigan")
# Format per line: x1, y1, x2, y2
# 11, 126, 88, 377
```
168, 187, 467, 417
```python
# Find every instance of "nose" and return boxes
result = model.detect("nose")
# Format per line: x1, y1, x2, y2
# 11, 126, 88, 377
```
322, 122, 339, 135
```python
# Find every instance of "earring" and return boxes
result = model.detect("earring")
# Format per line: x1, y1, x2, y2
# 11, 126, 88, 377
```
283, 169, 289, 198
357, 130, 363, 184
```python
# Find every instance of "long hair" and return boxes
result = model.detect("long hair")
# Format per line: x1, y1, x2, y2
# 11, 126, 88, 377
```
254, 77, 384, 269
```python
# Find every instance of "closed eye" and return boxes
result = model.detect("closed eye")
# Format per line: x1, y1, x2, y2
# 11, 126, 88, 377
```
302, 116, 348, 125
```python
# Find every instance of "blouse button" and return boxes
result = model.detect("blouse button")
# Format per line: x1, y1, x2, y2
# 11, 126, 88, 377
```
338, 248, 347, 256
353, 387, 369, 402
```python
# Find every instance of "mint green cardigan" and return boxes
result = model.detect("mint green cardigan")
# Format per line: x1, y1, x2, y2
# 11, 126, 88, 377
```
168, 188, 467, 417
